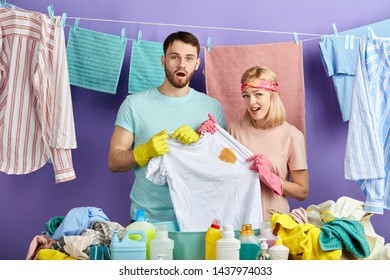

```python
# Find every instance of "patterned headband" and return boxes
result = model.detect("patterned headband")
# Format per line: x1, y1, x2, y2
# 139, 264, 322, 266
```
241, 80, 280, 93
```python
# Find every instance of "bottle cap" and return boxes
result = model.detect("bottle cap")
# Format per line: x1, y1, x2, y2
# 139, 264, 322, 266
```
259, 238, 268, 249
111, 230, 119, 242
156, 224, 169, 238
223, 224, 234, 232
240, 224, 254, 235
210, 218, 221, 229
135, 210, 146, 222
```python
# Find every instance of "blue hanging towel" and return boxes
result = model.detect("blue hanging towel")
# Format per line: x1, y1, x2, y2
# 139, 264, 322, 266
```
66, 26, 127, 94
128, 40, 165, 94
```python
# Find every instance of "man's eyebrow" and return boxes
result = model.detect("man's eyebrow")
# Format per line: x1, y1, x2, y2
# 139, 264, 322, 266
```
167, 52, 196, 57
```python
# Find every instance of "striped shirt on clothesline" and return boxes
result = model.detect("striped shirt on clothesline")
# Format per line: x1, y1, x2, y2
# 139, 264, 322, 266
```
344, 37, 390, 214
0, 8, 77, 183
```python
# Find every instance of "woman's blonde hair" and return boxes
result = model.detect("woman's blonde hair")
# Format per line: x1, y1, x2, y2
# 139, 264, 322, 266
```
241, 66, 286, 128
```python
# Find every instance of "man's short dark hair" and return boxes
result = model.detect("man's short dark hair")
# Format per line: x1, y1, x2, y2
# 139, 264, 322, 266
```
163, 31, 200, 56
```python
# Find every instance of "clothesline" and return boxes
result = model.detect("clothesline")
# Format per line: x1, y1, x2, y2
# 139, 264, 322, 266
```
66, 16, 332, 43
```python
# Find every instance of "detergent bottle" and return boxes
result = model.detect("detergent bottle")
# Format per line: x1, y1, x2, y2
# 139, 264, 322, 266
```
268, 235, 289, 260
110, 230, 146, 260
150, 224, 174, 260
205, 218, 222, 260
257, 238, 270, 260
216, 224, 240, 260
126, 209, 156, 260
238, 223, 260, 260
257, 221, 276, 248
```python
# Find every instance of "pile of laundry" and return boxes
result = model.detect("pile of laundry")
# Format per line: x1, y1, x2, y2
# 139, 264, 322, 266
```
271, 196, 390, 260
26, 207, 125, 260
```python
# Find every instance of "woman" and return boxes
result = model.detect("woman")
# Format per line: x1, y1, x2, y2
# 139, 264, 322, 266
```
199, 66, 309, 221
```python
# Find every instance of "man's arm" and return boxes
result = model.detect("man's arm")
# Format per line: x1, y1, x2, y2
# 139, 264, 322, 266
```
108, 126, 138, 172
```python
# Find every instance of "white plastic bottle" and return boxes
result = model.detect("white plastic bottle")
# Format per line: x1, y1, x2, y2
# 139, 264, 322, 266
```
257, 238, 270, 260
126, 209, 156, 260
268, 235, 289, 260
257, 221, 276, 248
216, 224, 240, 260
150, 224, 174, 260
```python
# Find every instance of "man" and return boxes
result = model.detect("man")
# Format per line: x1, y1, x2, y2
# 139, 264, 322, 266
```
108, 31, 226, 223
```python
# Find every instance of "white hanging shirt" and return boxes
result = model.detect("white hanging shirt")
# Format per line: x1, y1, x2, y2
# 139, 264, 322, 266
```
146, 125, 262, 232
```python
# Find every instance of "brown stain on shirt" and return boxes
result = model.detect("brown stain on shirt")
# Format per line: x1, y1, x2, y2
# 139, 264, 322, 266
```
219, 147, 237, 163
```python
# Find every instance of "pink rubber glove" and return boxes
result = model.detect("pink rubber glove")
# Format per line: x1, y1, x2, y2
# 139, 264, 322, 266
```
197, 113, 217, 134
246, 153, 283, 195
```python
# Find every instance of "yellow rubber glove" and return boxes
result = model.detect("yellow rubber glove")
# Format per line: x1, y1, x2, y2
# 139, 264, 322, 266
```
172, 125, 200, 145
133, 130, 169, 167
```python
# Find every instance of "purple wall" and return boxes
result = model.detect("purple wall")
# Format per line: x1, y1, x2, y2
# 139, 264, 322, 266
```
1, 0, 389, 259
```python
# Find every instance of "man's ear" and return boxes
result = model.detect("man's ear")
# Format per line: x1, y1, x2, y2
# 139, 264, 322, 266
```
161, 55, 165, 68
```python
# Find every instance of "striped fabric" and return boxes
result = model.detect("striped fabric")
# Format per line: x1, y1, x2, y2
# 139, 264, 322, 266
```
66, 26, 127, 94
128, 40, 164, 94
344, 37, 390, 214
83, 221, 126, 246
0, 8, 77, 183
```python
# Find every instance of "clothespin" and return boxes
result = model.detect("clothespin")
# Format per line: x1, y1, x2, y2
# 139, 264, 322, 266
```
60, 13, 67, 27
349, 35, 355, 50
367, 27, 376, 41
293, 32, 299, 45
332, 23, 338, 36
207, 37, 211, 52
121, 28, 126, 43
137, 30, 142, 44
344, 34, 350, 49
73, 18, 80, 29
47, 5, 55, 21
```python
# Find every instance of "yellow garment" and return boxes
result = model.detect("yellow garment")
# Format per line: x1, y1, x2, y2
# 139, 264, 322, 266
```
134, 130, 169, 167
37, 249, 76, 260
271, 213, 342, 260
172, 125, 200, 145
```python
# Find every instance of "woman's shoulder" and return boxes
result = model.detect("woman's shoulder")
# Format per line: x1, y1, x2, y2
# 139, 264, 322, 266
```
227, 118, 248, 130
281, 121, 304, 135
280, 122, 306, 145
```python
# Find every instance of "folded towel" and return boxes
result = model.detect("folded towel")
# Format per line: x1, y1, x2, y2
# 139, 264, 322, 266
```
66, 26, 127, 94
204, 41, 305, 135
319, 218, 370, 258
128, 40, 165, 94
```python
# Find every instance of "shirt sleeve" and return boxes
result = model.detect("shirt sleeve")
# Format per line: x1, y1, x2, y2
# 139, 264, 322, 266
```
288, 129, 308, 171
145, 155, 167, 185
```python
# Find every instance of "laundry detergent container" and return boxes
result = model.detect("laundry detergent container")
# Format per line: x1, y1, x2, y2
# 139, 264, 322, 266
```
154, 221, 259, 260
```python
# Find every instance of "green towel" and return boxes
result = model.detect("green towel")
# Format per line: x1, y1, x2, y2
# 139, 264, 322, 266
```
128, 40, 165, 94
45, 216, 65, 235
319, 218, 370, 258
66, 26, 127, 94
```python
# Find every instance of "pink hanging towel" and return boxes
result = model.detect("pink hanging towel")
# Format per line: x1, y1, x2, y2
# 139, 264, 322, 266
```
204, 41, 306, 135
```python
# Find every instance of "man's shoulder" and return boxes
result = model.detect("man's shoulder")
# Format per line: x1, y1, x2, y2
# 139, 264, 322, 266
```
124, 88, 156, 101
191, 88, 220, 103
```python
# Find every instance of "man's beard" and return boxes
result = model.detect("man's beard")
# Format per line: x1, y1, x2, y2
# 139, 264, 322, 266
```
165, 68, 195, 89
